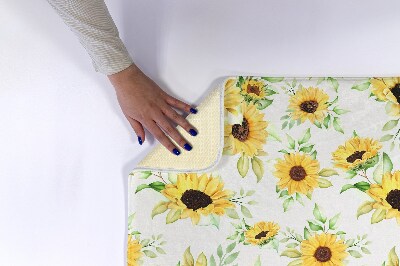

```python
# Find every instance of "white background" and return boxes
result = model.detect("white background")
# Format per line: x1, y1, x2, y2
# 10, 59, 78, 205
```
1, 0, 400, 265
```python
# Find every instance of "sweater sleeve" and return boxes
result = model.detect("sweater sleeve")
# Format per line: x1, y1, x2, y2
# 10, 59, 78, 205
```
47, 0, 133, 75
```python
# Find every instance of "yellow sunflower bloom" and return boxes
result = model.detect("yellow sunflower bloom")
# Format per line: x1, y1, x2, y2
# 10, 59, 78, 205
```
245, 221, 280, 246
332, 137, 382, 171
300, 233, 348, 266
370, 77, 400, 116
367, 171, 400, 224
240, 78, 266, 100
224, 102, 268, 157
274, 153, 320, 195
181, 247, 207, 266
127, 235, 143, 266
224, 78, 243, 115
288, 87, 329, 123
161, 173, 235, 225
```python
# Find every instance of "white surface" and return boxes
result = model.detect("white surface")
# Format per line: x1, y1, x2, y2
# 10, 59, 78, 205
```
1, 0, 400, 265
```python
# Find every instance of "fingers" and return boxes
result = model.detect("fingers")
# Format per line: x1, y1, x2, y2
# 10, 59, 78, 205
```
126, 117, 145, 145
144, 120, 182, 156
165, 95, 197, 114
154, 113, 193, 152
162, 107, 198, 137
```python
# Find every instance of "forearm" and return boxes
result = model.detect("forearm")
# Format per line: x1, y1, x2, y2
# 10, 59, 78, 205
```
47, 0, 133, 75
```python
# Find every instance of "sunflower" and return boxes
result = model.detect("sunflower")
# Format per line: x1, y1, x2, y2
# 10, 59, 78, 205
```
274, 153, 320, 195
240, 78, 267, 101
332, 137, 382, 171
288, 87, 329, 123
370, 77, 400, 116
300, 233, 348, 266
161, 173, 235, 225
224, 102, 268, 157
224, 78, 243, 115
367, 171, 400, 224
181, 247, 207, 266
127, 235, 143, 266
245, 221, 280, 246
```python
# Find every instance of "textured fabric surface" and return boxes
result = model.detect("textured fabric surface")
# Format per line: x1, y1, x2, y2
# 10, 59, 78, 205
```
137, 86, 223, 172
47, 0, 133, 75
128, 77, 400, 266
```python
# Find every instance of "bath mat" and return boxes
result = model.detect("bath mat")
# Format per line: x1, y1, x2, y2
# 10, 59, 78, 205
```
127, 76, 400, 266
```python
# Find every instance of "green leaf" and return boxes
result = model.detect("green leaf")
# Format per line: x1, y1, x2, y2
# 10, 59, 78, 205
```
151, 201, 168, 219
308, 221, 323, 231
329, 214, 340, 230
149, 181, 166, 192
361, 247, 371, 254
143, 250, 157, 258
217, 245, 223, 258
283, 197, 294, 212
262, 77, 284, 83
257, 98, 273, 110
226, 209, 240, 219
287, 259, 303, 266
313, 204, 327, 223
299, 144, 314, 153
388, 247, 399, 266
254, 255, 262, 266
314, 120, 322, 128
354, 181, 371, 192
299, 128, 311, 144
317, 178, 333, 188
139, 171, 152, 179
318, 168, 339, 177
348, 250, 362, 258
135, 184, 150, 193
224, 252, 239, 264
373, 153, 393, 184
323, 114, 331, 128
166, 209, 181, 224
351, 81, 371, 91
210, 255, 217, 266
327, 77, 339, 92
237, 154, 250, 177
333, 117, 344, 133
251, 157, 264, 182
357, 201, 374, 219
226, 242, 236, 253
383, 119, 399, 131
286, 134, 295, 149
380, 134, 394, 142
156, 247, 166, 254
281, 248, 302, 258
241, 205, 253, 218
333, 107, 350, 115
371, 208, 386, 224
304, 227, 311, 239
340, 184, 354, 193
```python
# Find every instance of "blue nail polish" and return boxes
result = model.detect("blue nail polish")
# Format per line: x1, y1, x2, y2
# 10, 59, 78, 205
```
190, 108, 198, 114
184, 143, 192, 151
173, 148, 180, 156
189, 129, 198, 136
138, 136, 143, 145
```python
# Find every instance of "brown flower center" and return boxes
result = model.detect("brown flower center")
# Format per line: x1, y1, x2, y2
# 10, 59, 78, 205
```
386, 189, 400, 211
314, 246, 332, 262
300, 100, 319, 113
247, 84, 261, 96
255, 231, 269, 239
346, 151, 366, 163
289, 166, 307, 181
391, 83, 400, 104
181, 189, 212, 211
232, 118, 250, 142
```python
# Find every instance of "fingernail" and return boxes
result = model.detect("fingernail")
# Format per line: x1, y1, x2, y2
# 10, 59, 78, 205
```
173, 148, 180, 156
184, 143, 192, 151
189, 129, 198, 136
138, 136, 143, 145
190, 108, 198, 114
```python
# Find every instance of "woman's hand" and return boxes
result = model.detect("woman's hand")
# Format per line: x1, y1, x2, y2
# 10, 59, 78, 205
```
108, 64, 198, 155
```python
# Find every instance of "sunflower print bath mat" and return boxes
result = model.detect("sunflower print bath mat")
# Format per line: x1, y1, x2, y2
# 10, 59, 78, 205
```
128, 77, 400, 266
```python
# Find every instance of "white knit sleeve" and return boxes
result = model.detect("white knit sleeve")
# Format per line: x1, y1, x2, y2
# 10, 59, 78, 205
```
47, 0, 133, 75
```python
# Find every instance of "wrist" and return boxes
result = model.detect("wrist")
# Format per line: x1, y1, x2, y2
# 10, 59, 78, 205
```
107, 63, 141, 88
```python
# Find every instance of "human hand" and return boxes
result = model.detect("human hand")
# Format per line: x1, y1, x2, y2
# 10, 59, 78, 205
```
108, 64, 198, 155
